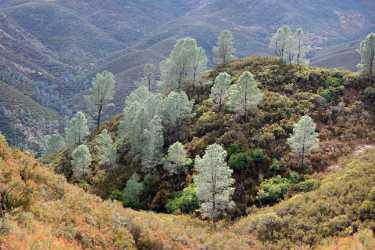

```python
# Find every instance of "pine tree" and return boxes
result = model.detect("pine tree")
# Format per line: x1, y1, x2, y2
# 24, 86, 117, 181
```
163, 141, 191, 175
270, 25, 291, 61
117, 86, 164, 172
287, 115, 320, 168
191, 47, 208, 85
95, 129, 117, 168
213, 30, 236, 65
122, 175, 144, 209
85, 71, 116, 129
71, 144, 92, 179
162, 91, 194, 129
142, 116, 164, 171
227, 71, 263, 120
294, 28, 310, 65
117, 86, 162, 154
270, 26, 309, 65
358, 33, 375, 82
42, 133, 65, 157
65, 112, 90, 146
160, 37, 207, 92
194, 144, 235, 225
210, 72, 231, 111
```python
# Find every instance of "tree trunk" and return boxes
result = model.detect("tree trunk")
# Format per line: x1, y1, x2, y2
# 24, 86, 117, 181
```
211, 190, 217, 230
300, 144, 305, 169
78, 126, 81, 145
370, 58, 374, 84
297, 39, 302, 65
97, 105, 103, 130
196, 82, 201, 103
0, 193, 5, 217
244, 88, 248, 122
211, 161, 217, 230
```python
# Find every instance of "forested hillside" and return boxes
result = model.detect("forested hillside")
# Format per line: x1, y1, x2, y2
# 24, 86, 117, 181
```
1, 124, 375, 249
0, 2, 375, 249
0, 0, 374, 150
0, 134, 258, 250
53, 54, 375, 214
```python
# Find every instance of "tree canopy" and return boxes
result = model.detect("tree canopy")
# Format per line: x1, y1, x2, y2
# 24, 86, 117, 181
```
95, 129, 117, 168
227, 71, 263, 119
162, 91, 194, 129
358, 33, 375, 81
287, 115, 320, 168
163, 141, 191, 175
85, 71, 116, 129
71, 144, 92, 179
210, 72, 231, 111
213, 30, 236, 65
194, 144, 235, 223
41, 133, 65, 157
270, 26, 310, 65
65, 112, 90, 146
160, 37, 207, 92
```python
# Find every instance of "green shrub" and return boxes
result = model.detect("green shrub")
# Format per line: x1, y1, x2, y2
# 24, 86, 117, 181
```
324, 77, 343, 88
256, 176, 292, 205
228, 152, 252, 170
290, 178, 320, 193
364, 87, 375, 103
359, 187, 375, 220
250, 148, 267, 164
287, 171, 303, 183
227, 143, 243, 156
319, 88, 337, 103
166, 184, 199, 214
359, 200, 375, 220
111, 177, 145, 209
268, 159, 287, 177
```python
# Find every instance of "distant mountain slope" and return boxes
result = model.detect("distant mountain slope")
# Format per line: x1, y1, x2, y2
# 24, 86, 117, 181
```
2, 0, 374, 98
0, 11, 70, 84
0, 0, 196, 65
0, 11, 68, 149
97, 0, 375, 105
0, 81, 59, 151
311, 41, 361, 71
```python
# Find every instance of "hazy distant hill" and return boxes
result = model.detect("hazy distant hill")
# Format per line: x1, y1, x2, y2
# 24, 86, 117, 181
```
0, 81, 59, 151
311, 41, 361, 71
1, 0, 374, 101
97, 0, 374, 106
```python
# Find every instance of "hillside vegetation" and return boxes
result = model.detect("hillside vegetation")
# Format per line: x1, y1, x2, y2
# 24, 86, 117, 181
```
2, 130, 375, 249
0, 134, 260, 250
233, 146, 375, 249
54, 57, 375, 217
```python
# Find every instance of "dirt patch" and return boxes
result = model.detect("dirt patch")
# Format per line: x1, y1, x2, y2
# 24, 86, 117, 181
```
353, 144, 375, 156
327, 144, 375, 172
